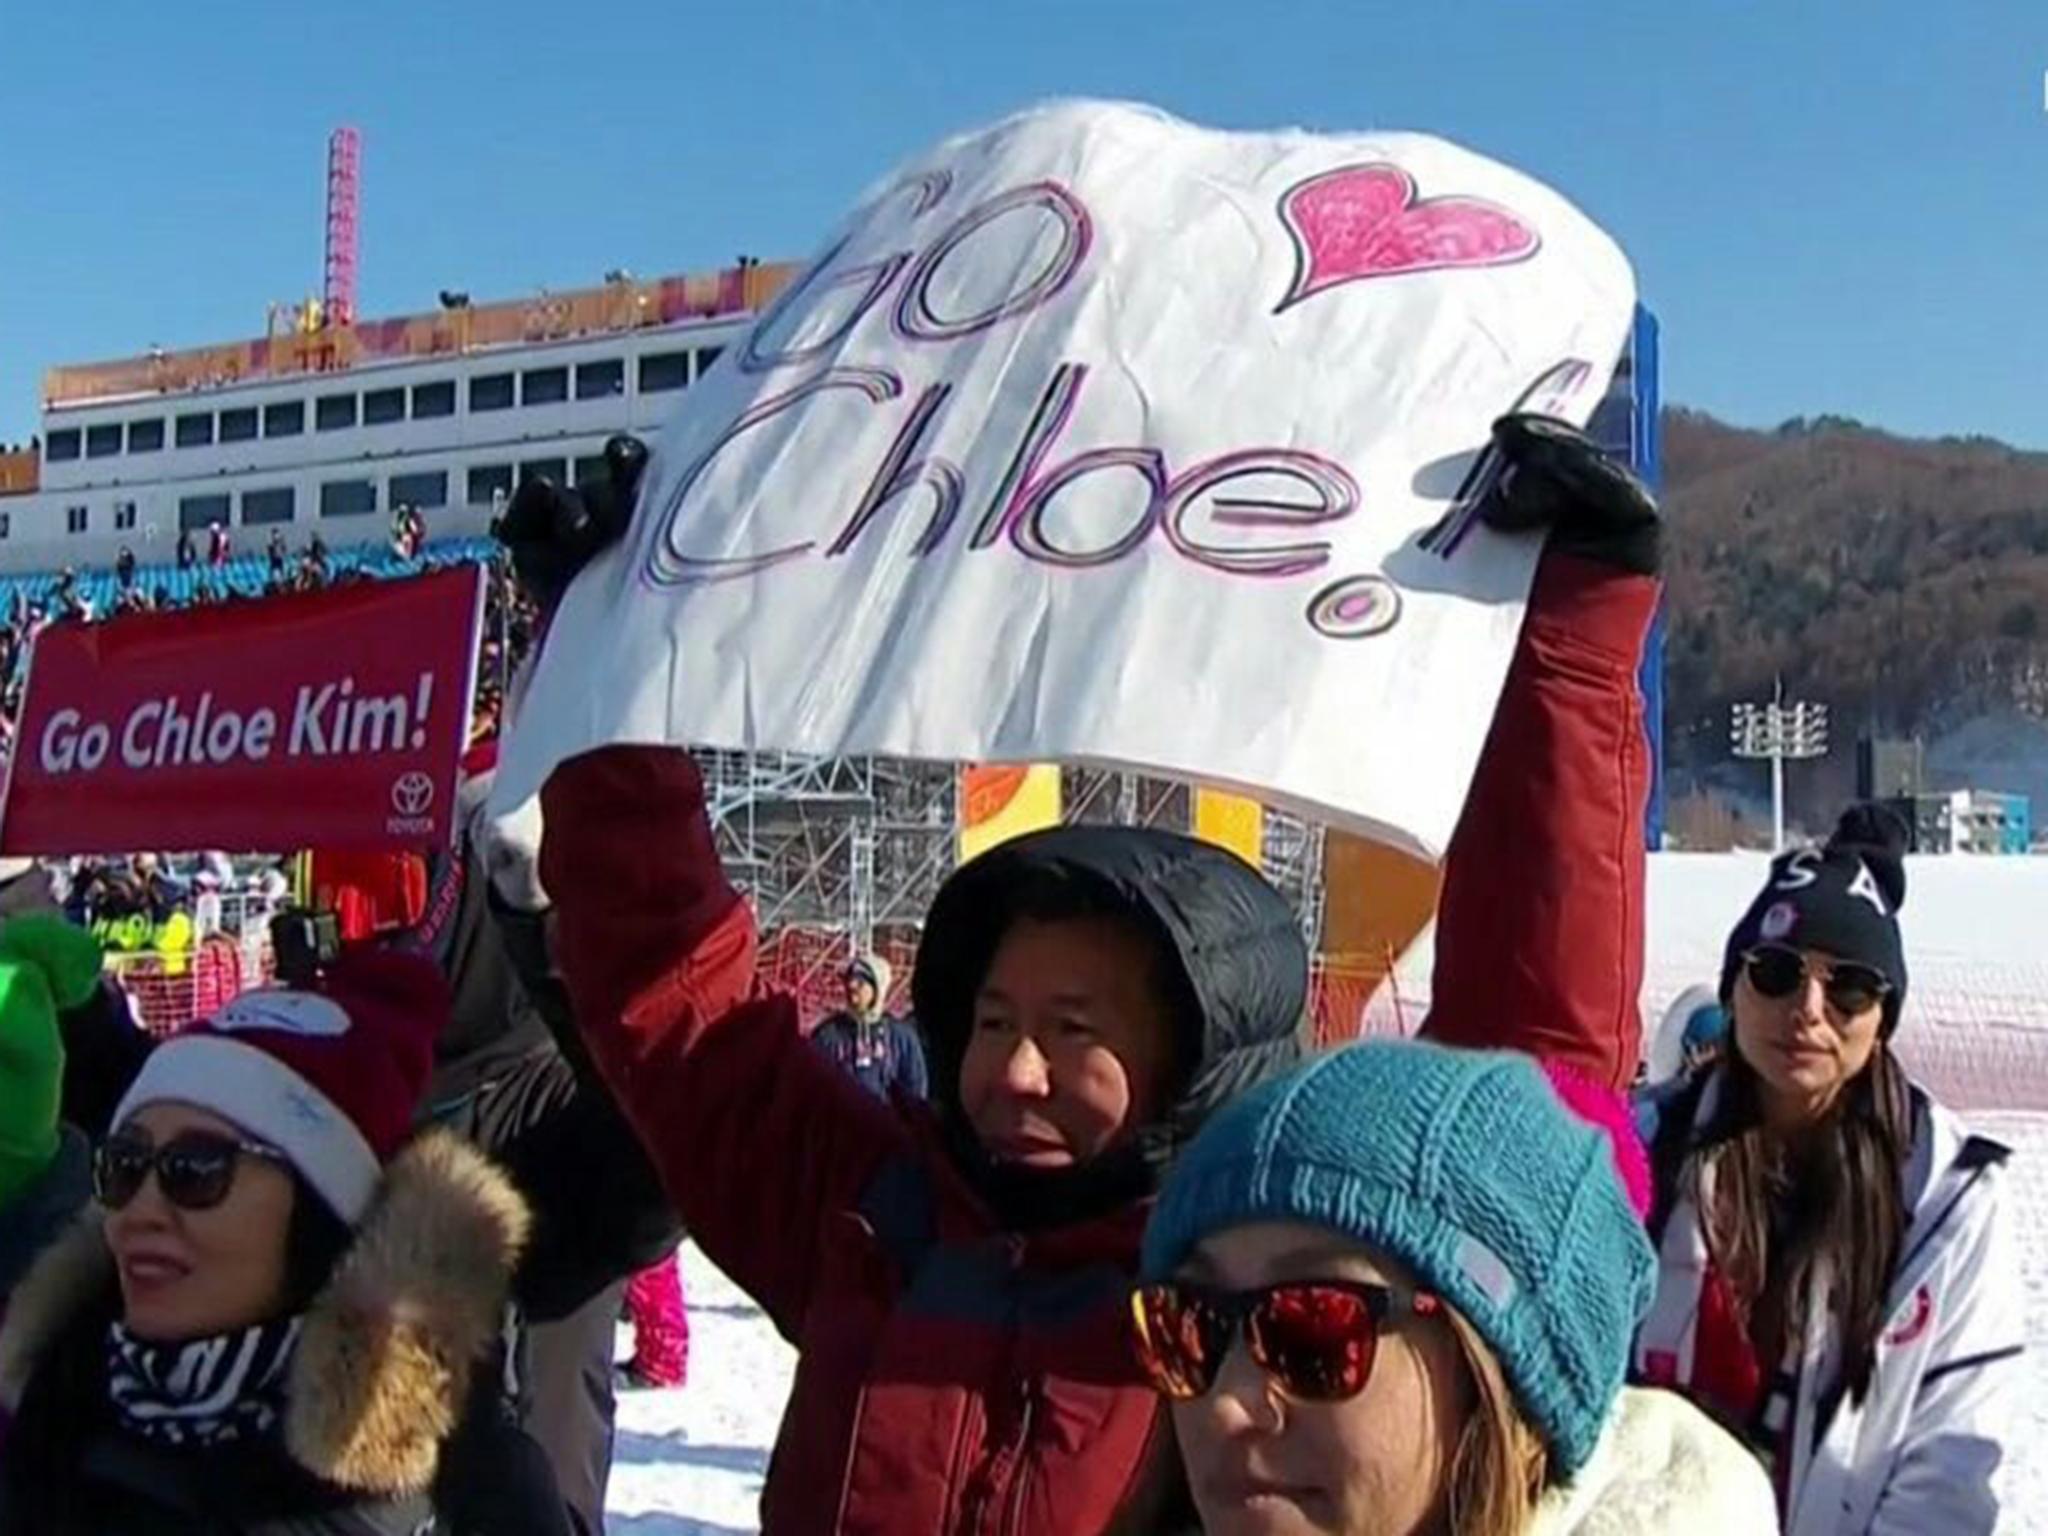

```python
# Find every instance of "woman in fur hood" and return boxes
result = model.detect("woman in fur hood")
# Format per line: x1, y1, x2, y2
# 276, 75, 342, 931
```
0, 950, 570, 1535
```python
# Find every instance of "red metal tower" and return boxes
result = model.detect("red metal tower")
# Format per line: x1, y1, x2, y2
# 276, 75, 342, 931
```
323, 127, 361, 329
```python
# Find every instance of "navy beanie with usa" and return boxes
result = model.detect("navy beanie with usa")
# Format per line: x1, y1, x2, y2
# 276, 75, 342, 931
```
1721, 803, 1910, 1035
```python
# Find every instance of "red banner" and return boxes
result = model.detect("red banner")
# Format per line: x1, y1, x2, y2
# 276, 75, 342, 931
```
1, 567, 485, 855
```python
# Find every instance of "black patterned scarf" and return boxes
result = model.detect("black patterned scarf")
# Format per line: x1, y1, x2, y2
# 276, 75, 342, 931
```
105, 1315, 303, 1449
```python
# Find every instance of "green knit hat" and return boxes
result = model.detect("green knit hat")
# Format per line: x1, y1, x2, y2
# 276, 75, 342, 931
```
0, 915, 104, 1208
1141, 1038, 1655, 1475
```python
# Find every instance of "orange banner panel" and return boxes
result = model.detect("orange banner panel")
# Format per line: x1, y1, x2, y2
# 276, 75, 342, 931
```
959, 764, 1062, 863
1320, 829, 1441, 992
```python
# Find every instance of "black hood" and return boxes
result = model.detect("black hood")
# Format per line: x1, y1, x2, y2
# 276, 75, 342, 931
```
914, 824, 1308, 1226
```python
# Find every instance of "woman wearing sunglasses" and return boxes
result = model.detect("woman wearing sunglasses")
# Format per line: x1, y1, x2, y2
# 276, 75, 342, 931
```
0, 951, 571, 1535
1134, 1038, 1775, 1535
1634, 805, 2023, 1534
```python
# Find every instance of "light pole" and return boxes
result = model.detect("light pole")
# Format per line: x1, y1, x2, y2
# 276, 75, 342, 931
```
1731, 680, 1829, 853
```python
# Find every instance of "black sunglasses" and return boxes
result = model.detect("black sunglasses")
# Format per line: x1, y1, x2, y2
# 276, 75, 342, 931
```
1130, 1279, 1441, 1403
1743, 944, 1891, 1017
94, 1130, 291, 1213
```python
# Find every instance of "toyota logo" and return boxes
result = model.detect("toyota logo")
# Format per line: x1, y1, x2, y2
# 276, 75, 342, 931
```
391, 772, 435, 817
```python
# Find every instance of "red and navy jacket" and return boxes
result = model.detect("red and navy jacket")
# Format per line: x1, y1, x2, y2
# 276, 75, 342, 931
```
537, 548, 1658, 1534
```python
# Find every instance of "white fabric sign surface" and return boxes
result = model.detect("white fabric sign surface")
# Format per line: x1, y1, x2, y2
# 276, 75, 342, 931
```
497, 101, 1635, 858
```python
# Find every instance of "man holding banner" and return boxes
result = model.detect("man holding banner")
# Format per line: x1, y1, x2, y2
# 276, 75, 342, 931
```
499, 405, 1659, 1536
488, 102, 1665, 1533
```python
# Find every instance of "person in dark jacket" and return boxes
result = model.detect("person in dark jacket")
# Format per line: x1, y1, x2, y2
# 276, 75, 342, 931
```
0, 950, 569, 1536
533, 755, 1303, 1534
490, 413, 1666, 1533
810, 954, 929, 1102
404, 756, 683, 1534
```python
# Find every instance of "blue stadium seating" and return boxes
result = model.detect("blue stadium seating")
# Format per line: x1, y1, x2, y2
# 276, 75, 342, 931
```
0, 537, 497, 620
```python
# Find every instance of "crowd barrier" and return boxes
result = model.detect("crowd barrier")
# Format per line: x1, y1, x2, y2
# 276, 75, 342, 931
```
759, 928, 2048, 1113
106, 917, 2048, 1115
104, 927, 274, 1038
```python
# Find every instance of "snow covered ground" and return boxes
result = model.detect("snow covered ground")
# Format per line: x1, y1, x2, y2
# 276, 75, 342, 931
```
607, 1249, 794, 1536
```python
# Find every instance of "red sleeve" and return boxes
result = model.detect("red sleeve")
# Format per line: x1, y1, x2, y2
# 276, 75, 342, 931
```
1420, 552, 1656, 1089
539, 746, 909, 1334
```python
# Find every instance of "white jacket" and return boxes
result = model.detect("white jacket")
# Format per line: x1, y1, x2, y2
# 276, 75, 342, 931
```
1532, 1386, 1779, 1535
1636, 1072, 2025, 1534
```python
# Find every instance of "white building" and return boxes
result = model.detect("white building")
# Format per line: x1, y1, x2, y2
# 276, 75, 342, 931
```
0, 264, 795, 576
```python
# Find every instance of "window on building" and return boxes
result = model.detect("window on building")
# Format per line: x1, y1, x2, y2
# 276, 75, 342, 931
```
467, 464, 514, 506
127, 418, 165, 454
65, 504, 87, 534
470, 373, 515, 412
694, 346, 725, 380
0, 513, 11, 540
114, 500, 138, 532
411, 381, 456, 420
575, 359, 625, 400
46, 429, 82, 462
263, 400, 305, 438
363, 388, 405, 426
179, 493, 230, 531
319, 480, 377, 518
175, 413, 214, 448
389, 471, 449, 509
522, 367, 569, 407
242, 486, 295, 525
316, 394, 358, 431
86, 424, 123, 459
573, 454, 610, 491
518, 458, 568, 488
219, 407, 259, 443
639, 351, 690, 393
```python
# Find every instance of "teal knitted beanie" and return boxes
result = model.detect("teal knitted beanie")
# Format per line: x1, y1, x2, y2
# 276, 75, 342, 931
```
1141, 1038, 1655, 1475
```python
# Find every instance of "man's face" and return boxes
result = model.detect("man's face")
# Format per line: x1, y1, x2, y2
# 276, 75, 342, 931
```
846, 975, 879, 1015
958, 916, 1178, 1168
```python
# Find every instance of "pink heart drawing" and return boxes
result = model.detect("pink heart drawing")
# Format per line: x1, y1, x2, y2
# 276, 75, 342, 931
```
1275, 163, 1539, 312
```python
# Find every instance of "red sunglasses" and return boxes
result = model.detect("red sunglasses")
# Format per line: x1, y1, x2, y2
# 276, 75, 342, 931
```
1130, 1279, 1442, 1403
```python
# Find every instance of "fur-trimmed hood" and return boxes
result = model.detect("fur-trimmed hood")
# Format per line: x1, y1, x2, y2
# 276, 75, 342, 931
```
1531, 1387, 1779, 1535
0, 1128, 529, 1497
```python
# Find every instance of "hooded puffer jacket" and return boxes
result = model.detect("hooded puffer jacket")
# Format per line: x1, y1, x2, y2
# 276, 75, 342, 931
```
538, 750, 1307, 1535
0, 1131, 570, 1536
810, 952, 930, 1102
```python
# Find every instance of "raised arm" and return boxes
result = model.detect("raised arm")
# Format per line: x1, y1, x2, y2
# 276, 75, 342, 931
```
534, 746, 910, 1334
1421, 414, 1659, 1089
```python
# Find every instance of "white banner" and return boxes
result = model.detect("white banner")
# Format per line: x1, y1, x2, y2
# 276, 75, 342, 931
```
495, 101, 1635, 859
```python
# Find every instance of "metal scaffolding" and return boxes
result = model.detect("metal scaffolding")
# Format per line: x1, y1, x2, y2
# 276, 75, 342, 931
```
698, 750, 1328, 952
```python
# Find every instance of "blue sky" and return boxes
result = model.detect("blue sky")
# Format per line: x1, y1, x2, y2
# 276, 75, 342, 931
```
2, 1, 2044, 447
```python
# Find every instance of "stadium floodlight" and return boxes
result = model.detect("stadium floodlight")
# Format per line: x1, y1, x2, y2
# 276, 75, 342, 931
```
1730, 679, 1830, 852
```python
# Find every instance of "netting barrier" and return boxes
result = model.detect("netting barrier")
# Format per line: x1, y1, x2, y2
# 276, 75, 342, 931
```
103, 913, 2048, 1115
748, 927, 2048, 1113
104, 930, 274, 1038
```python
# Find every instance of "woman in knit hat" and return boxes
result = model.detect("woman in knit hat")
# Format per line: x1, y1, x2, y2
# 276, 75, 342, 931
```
1135, 1038, 1776, 1535
1633, 805, 2022, 1534
0, 950, 571, 1535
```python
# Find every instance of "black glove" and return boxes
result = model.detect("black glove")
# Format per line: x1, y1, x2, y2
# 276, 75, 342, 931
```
493, 434, 649, 609
1481, 412, 1661, 577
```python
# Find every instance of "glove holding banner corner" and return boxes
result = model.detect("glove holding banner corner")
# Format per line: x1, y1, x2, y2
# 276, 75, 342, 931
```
1482, 412, 1660, 576
485, 435, 648, 914
495, 435, 649, 614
